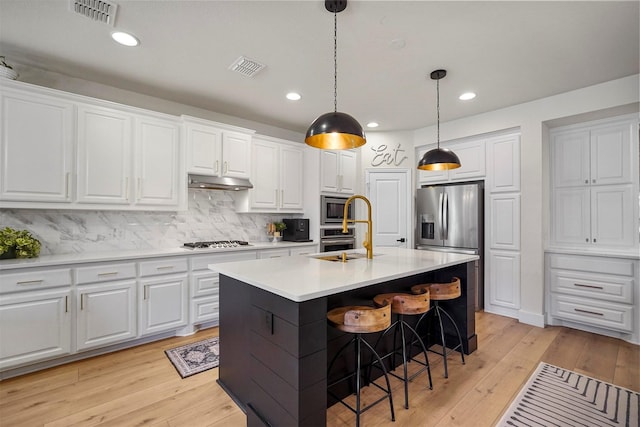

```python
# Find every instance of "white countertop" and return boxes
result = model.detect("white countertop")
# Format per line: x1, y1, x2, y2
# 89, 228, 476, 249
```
0, 241, 317, 270
212, 247, 479, 302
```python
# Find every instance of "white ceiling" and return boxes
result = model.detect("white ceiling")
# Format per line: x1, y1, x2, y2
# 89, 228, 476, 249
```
1, 1, 638, 134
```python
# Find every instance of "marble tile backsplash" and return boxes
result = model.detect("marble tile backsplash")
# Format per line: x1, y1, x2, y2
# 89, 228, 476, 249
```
1, 190, 297, 255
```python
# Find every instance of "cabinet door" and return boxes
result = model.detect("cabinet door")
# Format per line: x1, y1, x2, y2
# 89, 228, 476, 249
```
139, 274, 188, 335
77, 105, 132, 205
320, 150, 340, 192
590, 122, 632, 185
0, 289, 71, 370
279, 145, 304, 210
486, 134, 520, 192
76, 281, 137, 351
186, 123, 221, 176
552, 187, 591, 245
448, 140, 486, 180
222, 131, 251, 178
488, 250, 520, 309
591, 185, 634, 247
0, 89, 74, 202
338, 150, 356, 194
551, 129, 590, 187
250, 139, 279, 210
135, 116, 181, 207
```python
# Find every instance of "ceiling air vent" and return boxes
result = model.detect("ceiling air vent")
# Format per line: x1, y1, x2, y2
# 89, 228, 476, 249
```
228, 56, 266, 77
69, 0, 118, 26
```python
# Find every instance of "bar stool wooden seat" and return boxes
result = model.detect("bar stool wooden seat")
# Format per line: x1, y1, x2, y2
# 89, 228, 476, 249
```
372, 292, 433, 409
327, 303, 395, 427
411, 277, 465, 378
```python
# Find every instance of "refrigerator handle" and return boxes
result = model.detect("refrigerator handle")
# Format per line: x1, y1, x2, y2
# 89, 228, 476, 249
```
444, 191, 449, 240
438, 192, 445, 240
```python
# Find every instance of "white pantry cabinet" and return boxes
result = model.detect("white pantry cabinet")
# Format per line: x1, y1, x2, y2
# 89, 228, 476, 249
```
0, 85, 74, 202
320, 149, 356, 194
0, 267, 72, 370
236, 136, 304, 212
74, 262, 137, 351
138, 257, 189, 336
183, 116, 254, 179
550, 115, 638, 249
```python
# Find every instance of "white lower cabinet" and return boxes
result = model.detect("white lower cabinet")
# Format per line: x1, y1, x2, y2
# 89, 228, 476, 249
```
139, 257, 189, 336
258, 248, 291, 259
0, 289, 72, 370
289, 245, 318, 256
546, 252, 638, 335
189, 251, 257, 325
487, 250, 521, 310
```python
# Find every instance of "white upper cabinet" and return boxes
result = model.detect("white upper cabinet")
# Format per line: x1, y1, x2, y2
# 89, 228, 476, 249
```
417, 139, 486, 184
486, 134, 520, 193
183, 116, 253, 179
135, 115, 181, 206
550, 115, 638, 249
77, 104, 132, 205
0, 80, 185, 211
0, 85, 74, 202
320, 149, 356, 194
236, 136, 304, 212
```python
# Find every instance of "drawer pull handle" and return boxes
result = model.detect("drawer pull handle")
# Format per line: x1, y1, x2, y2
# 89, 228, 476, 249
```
17, 279, 44, 285
65, 296, 69, 313
98, 272, 118, 277
574, 308, 603, 316
574, 283, 603, 290
156, 266, 174, 270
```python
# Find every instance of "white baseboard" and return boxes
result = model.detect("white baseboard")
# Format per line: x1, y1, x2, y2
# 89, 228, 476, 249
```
518, 310, 545, 328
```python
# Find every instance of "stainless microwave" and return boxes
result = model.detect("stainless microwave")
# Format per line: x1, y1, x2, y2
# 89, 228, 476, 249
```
321, 195, 355, 225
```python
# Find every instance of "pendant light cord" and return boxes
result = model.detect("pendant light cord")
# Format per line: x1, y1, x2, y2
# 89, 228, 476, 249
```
436, 77, 440, 149
333, 11, 338, 113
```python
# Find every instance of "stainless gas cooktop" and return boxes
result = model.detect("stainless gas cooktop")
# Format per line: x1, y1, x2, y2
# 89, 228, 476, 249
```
183, 240, 251, 250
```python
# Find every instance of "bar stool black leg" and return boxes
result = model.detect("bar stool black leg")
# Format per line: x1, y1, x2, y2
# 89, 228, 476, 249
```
360, 337, 395, 422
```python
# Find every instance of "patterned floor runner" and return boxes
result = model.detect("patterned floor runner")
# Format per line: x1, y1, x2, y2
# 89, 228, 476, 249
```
165, 337, 220, 378
497, 362, 639, 427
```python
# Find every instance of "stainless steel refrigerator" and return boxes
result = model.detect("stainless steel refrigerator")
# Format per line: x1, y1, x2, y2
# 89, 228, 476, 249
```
416, 181, 484, 310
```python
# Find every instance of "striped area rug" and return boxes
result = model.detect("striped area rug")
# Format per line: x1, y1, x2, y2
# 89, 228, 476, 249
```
497, 362, 639, 427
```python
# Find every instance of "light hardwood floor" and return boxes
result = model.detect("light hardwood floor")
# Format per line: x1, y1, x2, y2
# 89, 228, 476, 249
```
1, 312, 638, 427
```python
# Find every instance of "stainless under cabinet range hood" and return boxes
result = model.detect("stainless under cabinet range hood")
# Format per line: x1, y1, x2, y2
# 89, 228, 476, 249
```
188, 174, 253, 191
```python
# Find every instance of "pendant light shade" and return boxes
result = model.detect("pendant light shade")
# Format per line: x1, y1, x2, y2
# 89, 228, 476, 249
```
305, 0, 366, 150
417, 69, 461, 171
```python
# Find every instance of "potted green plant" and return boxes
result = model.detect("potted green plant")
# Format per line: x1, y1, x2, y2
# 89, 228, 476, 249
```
0, 227, 41, 259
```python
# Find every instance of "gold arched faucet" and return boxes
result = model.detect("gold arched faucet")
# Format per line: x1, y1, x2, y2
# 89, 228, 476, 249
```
342, 195, 373, 259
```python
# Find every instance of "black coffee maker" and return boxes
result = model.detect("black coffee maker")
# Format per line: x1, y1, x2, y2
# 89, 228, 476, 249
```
282, 219, 311, 242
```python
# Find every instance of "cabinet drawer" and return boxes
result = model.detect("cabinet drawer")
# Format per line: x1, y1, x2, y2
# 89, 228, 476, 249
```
0, 268, 71, 293
257, 249, 290, 259
550, 270, 633, 303
191, 294, 219, 324
289, 246, 317, 256
191, 270, 219, 297
550, 295, 633, 332
75, 262, 136, 284
139, 257, 188, 277
549, 255, 635, 276
191, 251, 257, 271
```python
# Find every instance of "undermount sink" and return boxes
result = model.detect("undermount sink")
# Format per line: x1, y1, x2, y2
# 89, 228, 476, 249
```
314, 252, 372, 262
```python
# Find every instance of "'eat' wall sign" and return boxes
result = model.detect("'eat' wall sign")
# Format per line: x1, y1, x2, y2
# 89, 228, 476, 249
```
370, 143, 408, 167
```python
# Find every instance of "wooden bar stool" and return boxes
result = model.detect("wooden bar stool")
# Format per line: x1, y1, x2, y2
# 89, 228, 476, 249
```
327, 303, 395, 427
411, 277, 465, 378
372, 292, 433, 409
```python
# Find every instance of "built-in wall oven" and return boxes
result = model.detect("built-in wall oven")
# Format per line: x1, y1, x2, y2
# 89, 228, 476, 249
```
321, 195, 355, 225
319, 227, 356, 252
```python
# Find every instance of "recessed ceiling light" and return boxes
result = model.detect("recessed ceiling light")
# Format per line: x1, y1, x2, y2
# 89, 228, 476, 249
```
367, 122, 379, 128
459, 92, 476, 101
286, 92, 301, 101
111, 31, 139, 47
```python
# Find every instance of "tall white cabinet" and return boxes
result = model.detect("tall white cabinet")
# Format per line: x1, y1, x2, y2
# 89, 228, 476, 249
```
547, 114, 639, 343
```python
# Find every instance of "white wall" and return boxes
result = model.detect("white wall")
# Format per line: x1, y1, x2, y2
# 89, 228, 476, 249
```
406, 74, 640, 326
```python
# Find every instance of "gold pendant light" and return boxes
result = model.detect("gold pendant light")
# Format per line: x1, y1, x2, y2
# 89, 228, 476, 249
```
305, 0, 366, 150
417, 69, 461, 170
